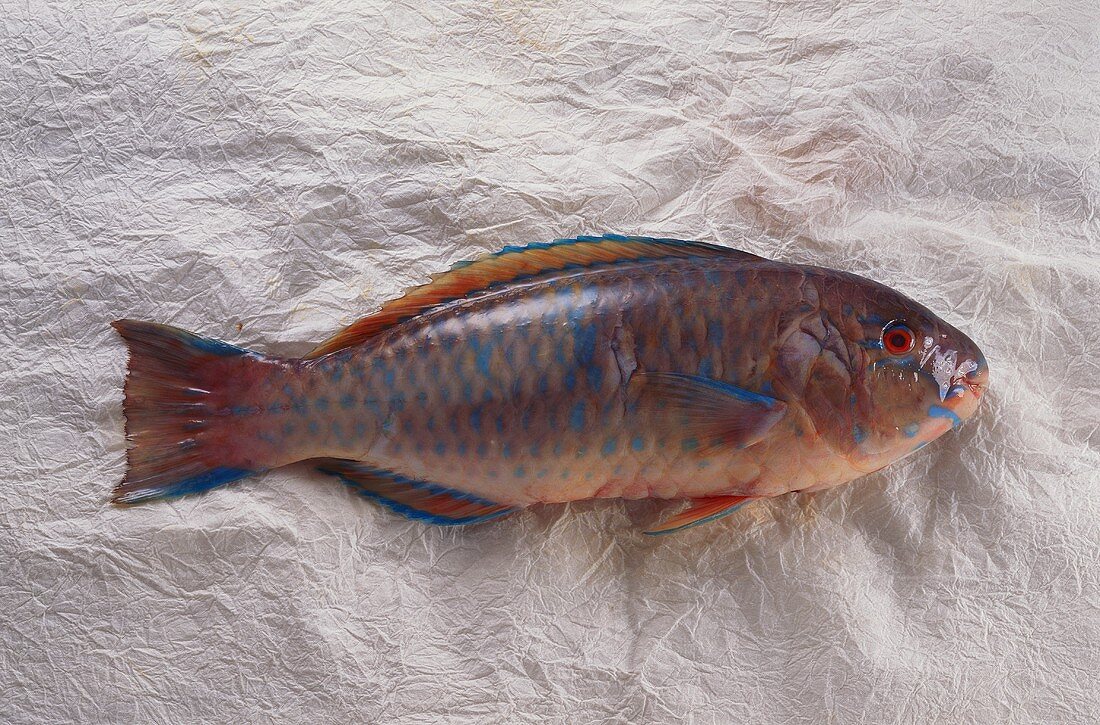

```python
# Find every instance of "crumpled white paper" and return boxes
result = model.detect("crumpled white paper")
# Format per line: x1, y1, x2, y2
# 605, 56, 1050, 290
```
2, 1, 1098, 722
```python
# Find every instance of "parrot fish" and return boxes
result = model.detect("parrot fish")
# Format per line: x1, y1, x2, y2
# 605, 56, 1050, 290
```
112, 235, 988, 534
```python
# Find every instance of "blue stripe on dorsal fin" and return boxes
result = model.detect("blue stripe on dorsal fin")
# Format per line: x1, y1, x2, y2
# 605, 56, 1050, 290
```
304, 235, 764, 358
314, 459, 517, 526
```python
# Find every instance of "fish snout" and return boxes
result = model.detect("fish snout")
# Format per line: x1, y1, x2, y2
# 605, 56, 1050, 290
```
942, 355, 988, 421
963, 360, 988, 397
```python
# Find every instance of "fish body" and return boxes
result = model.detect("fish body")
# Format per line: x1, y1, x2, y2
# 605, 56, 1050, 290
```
113, 236, 988, 533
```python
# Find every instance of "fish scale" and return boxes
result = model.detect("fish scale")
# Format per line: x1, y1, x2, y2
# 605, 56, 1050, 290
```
110, 235, 988, 534
290, 261, 803, 505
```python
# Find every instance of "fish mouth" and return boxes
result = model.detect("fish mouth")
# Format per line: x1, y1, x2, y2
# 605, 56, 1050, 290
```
947, 367, 987, 399
941, 362, 988, 421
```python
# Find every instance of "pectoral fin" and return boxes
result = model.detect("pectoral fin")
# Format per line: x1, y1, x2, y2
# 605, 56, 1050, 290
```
644, 495, 755, 535
637, 372, 787, 453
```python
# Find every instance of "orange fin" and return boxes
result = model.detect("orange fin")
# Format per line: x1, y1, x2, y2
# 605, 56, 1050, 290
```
644, 495, 755, 535
305, 234, 761, 358
314, 459, 516, 526
637, 372, 787, 454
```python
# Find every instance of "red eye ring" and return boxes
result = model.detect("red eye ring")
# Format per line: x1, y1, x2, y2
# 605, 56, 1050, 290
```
882, 322, 915, 355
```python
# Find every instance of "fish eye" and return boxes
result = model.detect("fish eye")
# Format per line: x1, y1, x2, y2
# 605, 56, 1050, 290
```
882, 321, 915, 355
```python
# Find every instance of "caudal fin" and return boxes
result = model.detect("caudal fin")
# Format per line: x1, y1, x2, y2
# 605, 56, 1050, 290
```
111, 320, 268, 504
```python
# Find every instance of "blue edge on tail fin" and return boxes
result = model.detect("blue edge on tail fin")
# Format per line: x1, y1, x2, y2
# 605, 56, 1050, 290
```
111, 319, 261, 505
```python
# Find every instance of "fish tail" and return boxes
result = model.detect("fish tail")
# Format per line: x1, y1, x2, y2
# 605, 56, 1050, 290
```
110, 319, 278, 505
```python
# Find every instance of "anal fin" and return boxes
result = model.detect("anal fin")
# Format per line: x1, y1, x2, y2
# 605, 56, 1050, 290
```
644, 495, 754, 535
315, 459, 516, 526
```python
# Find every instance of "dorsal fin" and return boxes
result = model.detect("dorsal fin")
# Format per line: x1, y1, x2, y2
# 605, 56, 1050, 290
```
305, 234, 760, 358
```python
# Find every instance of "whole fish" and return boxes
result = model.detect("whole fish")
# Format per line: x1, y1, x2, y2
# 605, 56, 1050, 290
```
112, 235, 988, 534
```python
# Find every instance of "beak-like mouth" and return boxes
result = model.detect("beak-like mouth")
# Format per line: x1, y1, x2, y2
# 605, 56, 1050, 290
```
942, 360, 988, 402
965, 365, 989, 397
940, 363, 988, 424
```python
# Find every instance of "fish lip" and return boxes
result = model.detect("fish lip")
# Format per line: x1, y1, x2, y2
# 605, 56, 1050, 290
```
938, 365, 987, 423
964, 364, 989, 397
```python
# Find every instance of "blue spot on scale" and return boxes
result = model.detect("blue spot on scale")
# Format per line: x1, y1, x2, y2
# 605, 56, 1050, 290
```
707, 320, 725, 347
435, 442, 446, 456
903, 423, 920, 438
469, 407, 483, 432
853, 425, 867, 443
340, 393, 355, 410
570, 401, 586, 431
681, 438, 699, 452
601, 438, 617, 456
631, 436, 645, 452
514, 466, 526, 478
475, 340, 493, 376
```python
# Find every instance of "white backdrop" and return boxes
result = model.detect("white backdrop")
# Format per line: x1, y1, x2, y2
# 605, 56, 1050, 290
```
2, 1, 1098, 722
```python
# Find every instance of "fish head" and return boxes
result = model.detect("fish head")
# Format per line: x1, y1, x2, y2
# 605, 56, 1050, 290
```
842, 282, 989, 470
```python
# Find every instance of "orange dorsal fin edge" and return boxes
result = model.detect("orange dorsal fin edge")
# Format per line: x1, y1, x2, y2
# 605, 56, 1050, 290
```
304, 234, 761, 358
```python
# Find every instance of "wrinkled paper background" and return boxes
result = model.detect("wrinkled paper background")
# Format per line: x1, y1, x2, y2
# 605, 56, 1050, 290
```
2, 1, 1098, 722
